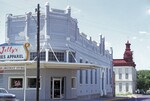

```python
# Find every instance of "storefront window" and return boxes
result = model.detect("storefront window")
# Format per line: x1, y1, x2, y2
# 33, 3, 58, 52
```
10, 78, 23, 88
27, 78, 36, 88
27, 77, 41, 89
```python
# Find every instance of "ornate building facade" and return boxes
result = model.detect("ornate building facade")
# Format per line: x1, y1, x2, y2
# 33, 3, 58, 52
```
0, 3, 113, 100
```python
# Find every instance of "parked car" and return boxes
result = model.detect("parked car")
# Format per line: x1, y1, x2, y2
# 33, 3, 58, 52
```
135, 89, 145, 94
146, 88, 150, 94
0, 88, 16, 100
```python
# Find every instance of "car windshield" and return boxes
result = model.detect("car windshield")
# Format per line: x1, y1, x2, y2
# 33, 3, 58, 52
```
0, 89, 7, 93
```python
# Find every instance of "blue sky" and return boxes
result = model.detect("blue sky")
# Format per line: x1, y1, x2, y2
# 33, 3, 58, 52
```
0, 0, 150, 70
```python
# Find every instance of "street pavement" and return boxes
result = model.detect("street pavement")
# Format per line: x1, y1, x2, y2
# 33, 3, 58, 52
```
15, 94, 150, 101
16, 96, 129, 101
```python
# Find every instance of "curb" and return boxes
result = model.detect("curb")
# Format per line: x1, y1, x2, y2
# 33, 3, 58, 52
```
104, 97, 129, 101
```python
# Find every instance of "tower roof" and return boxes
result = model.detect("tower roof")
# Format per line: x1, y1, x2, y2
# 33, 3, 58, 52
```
113, 41, 136, 67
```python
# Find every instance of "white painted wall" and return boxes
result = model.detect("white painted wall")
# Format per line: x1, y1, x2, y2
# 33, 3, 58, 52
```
114, 66, 136, 94
5, 3, 114, 98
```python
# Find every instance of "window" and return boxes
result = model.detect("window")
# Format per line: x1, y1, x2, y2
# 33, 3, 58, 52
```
79, 70, 83, 84
106, 68, 109, 84
102, 72, 104, 90
27, 78, 36, 88
119, 83, 122, 92
49, 52, 57, 61
30, 52, 37, 61
79, 58, 83, 84
125, 73, 129, 79
79, 59, 83, 63
30, 52, 46, 61
126, 83, 129, 92
85, 70, 88, 84
27, 77, 41, 89
119, 73, 122, 79
40, 52, 46, 61
95, 69, 97, 84
69, 52, 76, 63
125, 68, 129, 79
91, 69, 93, 84
109, 69, 112, 84
9, 77, 23, 89
71, 78, 76, 88
48, 52, 64, 62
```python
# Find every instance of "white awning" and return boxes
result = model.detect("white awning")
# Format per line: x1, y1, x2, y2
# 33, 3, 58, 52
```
0, 61, 105, 70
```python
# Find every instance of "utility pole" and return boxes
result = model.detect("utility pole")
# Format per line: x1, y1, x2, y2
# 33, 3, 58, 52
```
36, 4, 40, 101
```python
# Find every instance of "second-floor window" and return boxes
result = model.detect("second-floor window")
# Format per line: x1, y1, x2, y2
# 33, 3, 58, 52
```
69, 52, 75, 63
48, 52, 64, 62
30, 52, 46, 61
125, 73, 129, 79
79, 59, 83, 63
119, 73, 122, 79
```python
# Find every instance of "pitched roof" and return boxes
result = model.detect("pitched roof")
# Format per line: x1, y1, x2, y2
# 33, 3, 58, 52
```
113, 41, 136, 67
113, 59, 136, 67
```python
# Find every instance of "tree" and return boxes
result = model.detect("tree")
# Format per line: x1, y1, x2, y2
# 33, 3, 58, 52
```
137, 70, 150, 91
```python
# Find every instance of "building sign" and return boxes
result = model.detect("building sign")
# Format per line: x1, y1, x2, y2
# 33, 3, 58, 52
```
0, 43, 30, 61
0, 66, 25, 70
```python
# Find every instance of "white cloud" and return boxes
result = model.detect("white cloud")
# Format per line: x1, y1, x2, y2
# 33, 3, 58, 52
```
139, 31, 150, 35
139, 31, 147, 34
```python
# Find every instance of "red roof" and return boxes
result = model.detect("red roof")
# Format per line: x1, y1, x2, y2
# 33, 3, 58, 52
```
113, 59, 136, 67
113, 41, 136, 67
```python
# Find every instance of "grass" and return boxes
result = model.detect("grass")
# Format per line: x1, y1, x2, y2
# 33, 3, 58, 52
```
116, 93, 132, 97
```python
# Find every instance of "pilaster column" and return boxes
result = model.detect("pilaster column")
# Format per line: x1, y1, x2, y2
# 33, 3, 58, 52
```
45, 2, 49, 42
66, 50, 69, 62
45, 49, 49, 62
25, 12, 31, 42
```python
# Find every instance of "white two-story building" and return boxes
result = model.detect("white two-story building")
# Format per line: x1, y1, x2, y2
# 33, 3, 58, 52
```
113, 41, 136, 95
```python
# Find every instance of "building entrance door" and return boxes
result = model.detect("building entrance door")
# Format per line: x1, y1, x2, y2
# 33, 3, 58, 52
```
51, 77, 65, 99
52, 78, 61, 99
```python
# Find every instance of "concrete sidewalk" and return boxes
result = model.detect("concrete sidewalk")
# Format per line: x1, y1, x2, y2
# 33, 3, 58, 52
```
102, 94, 141, 101
101, 97, 129, 101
